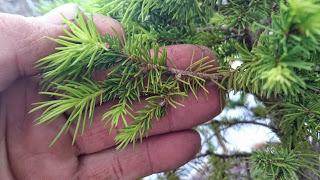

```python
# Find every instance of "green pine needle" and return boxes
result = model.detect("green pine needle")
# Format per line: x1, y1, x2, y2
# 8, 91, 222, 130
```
31, 79, 104, 146
251, 147, 320, 180
115, 96, 166, 149
37, 12, 106, 88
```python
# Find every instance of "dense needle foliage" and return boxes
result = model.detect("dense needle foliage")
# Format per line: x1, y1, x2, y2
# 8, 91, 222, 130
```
33, 11, 220, 149
34, 0, 320, 179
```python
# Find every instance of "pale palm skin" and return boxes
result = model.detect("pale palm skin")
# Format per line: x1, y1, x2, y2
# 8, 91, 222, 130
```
0, 4, 221, 180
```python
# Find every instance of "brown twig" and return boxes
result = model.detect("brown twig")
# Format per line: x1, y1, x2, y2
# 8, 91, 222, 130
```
121, 52, 226, 82
208, 119, 279, 134
197, 151, 251, 159
139, 60, 224, 81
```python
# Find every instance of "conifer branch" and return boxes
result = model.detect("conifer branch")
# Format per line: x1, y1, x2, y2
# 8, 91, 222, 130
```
33, 0, 320, 178
197, 151, 251, 159
139, 59, 223, 81
102, 47, 224, 83
33, 12, 224, 148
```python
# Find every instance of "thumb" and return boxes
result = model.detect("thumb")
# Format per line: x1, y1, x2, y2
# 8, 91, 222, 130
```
38, 3, 79, 25
0, 4, 124, 91
39, 3, 125, 37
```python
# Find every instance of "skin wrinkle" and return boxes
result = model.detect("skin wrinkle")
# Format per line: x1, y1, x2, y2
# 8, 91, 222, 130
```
72, 154, 81, 180
112, 151, 124, 179
0, 95, 14, 180
166, 107, 174, 133
23, 78, 28, 129
0, 53, 18, 92
13, 79, 27, 133
14, 21, 60, 76
0, 16, 17, 92
4, 82, 28, 178
0, 14, 63, 83
0, 13, 17, 38
0, 95, 4, 150
13, 50, 26, 77
73, 111, 117, 154
14, 137, 78, 179
4, 78, 79, 180
4, 94, 19, 180
19, 152, 56, 177
79, 157, 110, 180
6, 80, 27, 179
0, 14, 28, 37
20, 152, 77, 180
76, 150, 112, 179
145, 140, 155, 175
15, 20, 51, 49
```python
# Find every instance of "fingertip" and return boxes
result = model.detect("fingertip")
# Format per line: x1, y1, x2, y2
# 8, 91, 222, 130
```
164, 44, 218, 70
39, 4, 125, 40
92, 15, 125, 40
148, 130, 201, 172
39, 3, 79, 25
76, 131, 201, 179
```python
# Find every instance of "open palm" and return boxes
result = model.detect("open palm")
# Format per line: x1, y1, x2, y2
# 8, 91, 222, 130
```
0, 5, 221, 180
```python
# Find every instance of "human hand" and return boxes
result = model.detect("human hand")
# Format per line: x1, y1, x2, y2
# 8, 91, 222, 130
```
0, 4, 221, 180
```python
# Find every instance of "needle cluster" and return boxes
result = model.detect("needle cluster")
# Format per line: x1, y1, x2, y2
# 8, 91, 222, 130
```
32, 13, 220, 149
